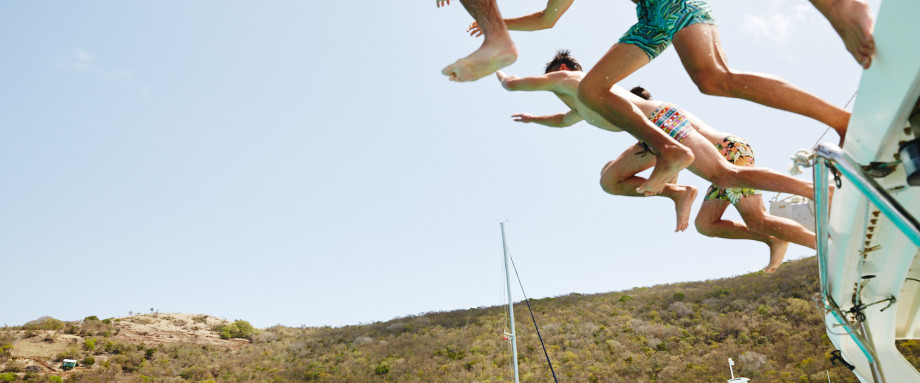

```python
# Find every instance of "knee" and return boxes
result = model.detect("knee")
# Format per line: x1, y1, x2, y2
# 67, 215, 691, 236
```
739, 208, 768, 232
688, 67, 732, 96
599, 165, 627, 195
694, 215, 716, 237
577, 77, 605, 108
599, 176, 619, 196
710, 166, 743, 189
708, 173, 735, 190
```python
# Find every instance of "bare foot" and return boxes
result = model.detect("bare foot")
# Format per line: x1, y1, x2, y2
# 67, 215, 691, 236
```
672, 186, 698, 232
764, 237, 789, 273
638, 144, 694, 195
816, 0, 875, 69
442, 38, 518, 82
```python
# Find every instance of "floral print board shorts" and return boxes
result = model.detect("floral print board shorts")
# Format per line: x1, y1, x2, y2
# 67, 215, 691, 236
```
704, 135, 761, 204
618, 0, 716, 60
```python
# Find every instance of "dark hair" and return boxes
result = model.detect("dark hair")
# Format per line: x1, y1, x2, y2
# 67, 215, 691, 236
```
630, 86, 652, 100
545, 49, 583, 73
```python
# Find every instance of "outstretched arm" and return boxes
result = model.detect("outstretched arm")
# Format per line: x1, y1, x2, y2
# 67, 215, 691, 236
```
496, 71, 565, 92
467, 0, 574, 36
513, 111, 582, 128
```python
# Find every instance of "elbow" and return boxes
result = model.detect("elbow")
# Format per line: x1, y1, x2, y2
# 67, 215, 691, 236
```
537, 12, 561, 29
502, 80, 519, 91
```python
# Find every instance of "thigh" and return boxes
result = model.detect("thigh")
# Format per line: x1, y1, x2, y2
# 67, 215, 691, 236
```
697, 198, 731, 223
672, 22, 731, 78
682, 130, 733, 179
600, 144, 657, 182
733, 194, 768, 221
583, 43, 650, 89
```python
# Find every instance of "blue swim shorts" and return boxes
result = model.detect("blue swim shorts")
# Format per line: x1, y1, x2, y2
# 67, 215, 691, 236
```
618, 0, 715, 60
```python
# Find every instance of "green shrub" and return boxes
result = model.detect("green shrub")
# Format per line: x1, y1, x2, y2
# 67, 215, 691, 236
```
374, 362, 389, 375
179, 365, 210, 381
82, 356, 96, 366
22, 316, 64, 331
84, 338, 97, 351
0, 372, 14, 382
218, 320, 257, 340
84, 316, 99, 322
707, 288, 731, 299
2, 361, 23, 373
49, 376, 64, 383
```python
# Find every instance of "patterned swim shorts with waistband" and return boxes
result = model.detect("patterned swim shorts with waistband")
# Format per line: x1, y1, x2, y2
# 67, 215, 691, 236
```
704, 135, 761, 204
635, 103, 693, 155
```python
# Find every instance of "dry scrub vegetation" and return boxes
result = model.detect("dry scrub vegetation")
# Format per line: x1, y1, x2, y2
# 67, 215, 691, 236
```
2, 257, 919, 382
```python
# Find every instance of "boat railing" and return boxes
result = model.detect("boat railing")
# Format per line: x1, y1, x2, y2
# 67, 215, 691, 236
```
811, 143, 920, 383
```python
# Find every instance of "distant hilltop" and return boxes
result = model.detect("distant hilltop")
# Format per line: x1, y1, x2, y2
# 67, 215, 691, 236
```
2, 257, 919, 382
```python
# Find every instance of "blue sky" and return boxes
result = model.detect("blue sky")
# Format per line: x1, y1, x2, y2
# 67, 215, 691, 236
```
0, 0, 877, 328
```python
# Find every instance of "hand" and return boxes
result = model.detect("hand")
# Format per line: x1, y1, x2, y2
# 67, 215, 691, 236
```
496, 71, 519, 90
496, 71, 511, 89
467, 21, 483, 37
512, 113, 538, 123
436, 0, 450, 8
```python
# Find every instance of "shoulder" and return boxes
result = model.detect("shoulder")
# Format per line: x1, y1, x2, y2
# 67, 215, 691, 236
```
549, 71, 582, 92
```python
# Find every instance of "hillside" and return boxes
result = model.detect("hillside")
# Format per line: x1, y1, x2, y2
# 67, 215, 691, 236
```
2, 257, 918, 382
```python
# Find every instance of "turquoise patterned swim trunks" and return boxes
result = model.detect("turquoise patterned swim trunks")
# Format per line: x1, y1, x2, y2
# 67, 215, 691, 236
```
619, 0, 716, 60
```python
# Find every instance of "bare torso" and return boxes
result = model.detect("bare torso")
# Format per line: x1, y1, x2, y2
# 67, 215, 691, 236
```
552, 71, 732, 145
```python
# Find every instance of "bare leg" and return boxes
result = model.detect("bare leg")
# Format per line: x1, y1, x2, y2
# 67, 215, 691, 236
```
578, 43, 694, 195
672, 23, 850, 141
681, 133, 814, 198
599, 147, 698, 232
735, 195, 816, 250
695, 198, 789, 273
441, 0, 518, 82
811, 0, 875, 69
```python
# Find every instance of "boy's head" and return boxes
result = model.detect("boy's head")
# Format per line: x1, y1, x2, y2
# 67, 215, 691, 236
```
630, 86, 652, 100
545, 50, 583, 73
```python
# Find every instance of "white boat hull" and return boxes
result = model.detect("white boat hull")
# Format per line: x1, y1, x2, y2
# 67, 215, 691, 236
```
823, 0, 920, 381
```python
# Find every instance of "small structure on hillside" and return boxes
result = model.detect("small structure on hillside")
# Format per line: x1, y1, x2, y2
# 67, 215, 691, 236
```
727, 358, 750, 383
61, 359, 77, 371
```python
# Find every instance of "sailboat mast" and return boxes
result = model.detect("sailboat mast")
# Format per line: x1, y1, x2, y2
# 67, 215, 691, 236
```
500, 222, 520, 383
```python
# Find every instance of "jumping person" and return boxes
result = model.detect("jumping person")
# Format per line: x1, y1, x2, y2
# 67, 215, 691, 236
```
619, 86, 815, 273
467, 0, 853, 173
495, 51, 817, 271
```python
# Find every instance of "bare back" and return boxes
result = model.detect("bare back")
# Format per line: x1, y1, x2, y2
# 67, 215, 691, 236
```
549, 71, 625, 132
554, 71, 732, 145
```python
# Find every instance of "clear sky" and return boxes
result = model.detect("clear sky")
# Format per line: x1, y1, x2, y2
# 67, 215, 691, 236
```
0, 0, 878, 328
